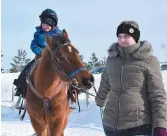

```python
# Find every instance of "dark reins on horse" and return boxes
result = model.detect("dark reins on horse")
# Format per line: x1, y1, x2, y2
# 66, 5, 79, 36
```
47, 41, 87, 86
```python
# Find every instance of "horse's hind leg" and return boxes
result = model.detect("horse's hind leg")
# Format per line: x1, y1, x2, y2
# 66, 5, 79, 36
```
29, 115, 48, 136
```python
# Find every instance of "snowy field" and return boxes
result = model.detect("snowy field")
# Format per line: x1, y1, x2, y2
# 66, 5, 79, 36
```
1, 71, 167, 136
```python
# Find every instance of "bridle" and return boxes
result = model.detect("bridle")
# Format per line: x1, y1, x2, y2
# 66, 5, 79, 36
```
47, 41, 87, 88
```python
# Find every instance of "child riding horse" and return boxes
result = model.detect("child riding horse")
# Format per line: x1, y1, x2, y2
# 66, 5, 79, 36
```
26, 29, 94, 136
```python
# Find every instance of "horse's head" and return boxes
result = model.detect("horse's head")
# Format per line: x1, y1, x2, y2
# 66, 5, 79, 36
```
45, 29, 94, 90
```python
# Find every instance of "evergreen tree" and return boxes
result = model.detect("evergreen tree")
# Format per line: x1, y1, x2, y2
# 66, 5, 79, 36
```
100, 56, 107, 66
9, 49, 31, 73
87, 52, 101, 70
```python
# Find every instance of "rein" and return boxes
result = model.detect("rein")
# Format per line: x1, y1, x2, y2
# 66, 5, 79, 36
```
47, 42, 87, 80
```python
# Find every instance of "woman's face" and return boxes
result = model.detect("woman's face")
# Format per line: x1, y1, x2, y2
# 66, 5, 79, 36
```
117, 33, 136, 47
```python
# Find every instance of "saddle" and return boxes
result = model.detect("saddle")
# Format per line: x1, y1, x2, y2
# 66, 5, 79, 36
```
13, 55, 82, 120
13, 55, 41, 97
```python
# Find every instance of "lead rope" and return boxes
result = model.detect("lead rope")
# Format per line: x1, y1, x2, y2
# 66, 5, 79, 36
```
93, 86, 106, 135
93, 86, 104, 119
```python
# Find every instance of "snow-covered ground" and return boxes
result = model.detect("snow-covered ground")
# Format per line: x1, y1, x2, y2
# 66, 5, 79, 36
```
1, 72, 167, 136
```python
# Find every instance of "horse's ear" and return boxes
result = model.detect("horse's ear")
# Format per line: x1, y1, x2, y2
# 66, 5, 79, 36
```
45, 34, 52, 46
62, 29, 69, 40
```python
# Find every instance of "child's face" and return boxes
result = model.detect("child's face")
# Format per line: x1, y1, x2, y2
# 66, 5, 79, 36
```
41, 23, 52, 32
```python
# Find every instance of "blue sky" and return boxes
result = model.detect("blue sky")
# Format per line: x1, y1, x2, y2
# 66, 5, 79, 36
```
2, 0, 167, 71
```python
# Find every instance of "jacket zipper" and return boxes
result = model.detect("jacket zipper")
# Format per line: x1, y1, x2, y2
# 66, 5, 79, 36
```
115, 63, 124, 129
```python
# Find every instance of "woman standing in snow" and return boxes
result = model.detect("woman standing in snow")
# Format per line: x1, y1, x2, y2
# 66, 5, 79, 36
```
95, 20, 167, 136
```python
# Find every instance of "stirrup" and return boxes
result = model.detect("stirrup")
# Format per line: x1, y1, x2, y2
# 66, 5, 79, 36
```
69, 100, 76, 109
15, 95, 25, 110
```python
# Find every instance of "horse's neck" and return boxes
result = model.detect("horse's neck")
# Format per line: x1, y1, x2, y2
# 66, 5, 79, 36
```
34, 52, 61, 95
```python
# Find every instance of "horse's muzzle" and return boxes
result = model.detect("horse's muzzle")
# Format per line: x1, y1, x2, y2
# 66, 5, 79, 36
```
82, 74, 94, 89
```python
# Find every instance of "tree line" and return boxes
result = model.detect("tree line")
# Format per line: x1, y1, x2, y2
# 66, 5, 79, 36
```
2, 49, 107, 73
2, 43, 167, 73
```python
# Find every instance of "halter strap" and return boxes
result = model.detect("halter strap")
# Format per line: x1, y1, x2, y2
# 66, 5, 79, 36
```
47, 44, 87, 81
68, 67, 87, 79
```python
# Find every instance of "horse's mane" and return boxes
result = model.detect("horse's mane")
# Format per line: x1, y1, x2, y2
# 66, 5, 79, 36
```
44, 35, 79, 54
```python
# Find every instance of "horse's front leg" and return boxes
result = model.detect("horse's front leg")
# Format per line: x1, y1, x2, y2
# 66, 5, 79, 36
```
49, 115, 67, 136
29, 114, 48, 136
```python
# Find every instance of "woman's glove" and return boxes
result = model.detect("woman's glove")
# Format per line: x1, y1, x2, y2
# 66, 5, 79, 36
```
153, 127, 167, 136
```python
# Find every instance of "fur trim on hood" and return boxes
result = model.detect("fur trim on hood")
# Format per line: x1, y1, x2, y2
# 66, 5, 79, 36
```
108, 41, 153, 59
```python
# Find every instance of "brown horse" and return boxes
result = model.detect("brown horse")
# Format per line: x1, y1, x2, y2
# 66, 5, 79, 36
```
25, 29, 94, 136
